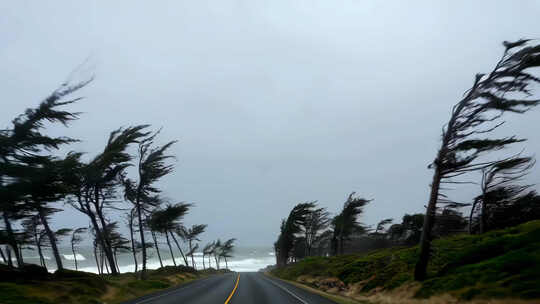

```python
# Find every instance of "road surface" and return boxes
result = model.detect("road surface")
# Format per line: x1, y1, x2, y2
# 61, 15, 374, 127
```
122, 272, 337, 304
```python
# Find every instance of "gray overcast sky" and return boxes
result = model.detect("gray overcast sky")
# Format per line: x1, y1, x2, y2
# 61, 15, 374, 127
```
2, 1, 540, 246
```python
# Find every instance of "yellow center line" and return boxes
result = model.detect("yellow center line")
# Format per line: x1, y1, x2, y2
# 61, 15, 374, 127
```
224, 273, 240, 304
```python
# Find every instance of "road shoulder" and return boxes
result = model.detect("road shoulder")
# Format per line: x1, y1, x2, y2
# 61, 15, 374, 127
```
264, 272, 371, 304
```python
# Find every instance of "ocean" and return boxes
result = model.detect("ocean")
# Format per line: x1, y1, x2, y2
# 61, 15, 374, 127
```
18, 246, 276, 273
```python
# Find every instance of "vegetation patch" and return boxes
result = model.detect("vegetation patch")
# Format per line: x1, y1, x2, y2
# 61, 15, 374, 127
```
0, 266, 226, 304
271, 220, 540, 301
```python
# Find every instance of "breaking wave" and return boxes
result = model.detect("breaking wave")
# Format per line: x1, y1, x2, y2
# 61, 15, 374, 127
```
63, 253, 86, 261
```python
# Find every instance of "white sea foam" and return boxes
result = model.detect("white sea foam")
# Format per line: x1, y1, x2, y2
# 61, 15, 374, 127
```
63, 253, 86, 261
77, 255, 274, 274
20, 246, 275, 274
25, 255, 51, 260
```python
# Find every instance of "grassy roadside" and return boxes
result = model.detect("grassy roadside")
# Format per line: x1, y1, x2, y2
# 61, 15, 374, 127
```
271, 220, 540, 303
0, 265, 229, 304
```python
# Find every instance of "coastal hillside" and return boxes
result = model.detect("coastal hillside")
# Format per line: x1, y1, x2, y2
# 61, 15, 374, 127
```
271, 220, 540, 303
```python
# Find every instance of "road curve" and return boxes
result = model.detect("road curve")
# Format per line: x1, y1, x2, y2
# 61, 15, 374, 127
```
122, 272, 337, 304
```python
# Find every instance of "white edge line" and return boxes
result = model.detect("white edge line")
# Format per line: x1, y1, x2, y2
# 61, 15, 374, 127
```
262, 275, 309, 304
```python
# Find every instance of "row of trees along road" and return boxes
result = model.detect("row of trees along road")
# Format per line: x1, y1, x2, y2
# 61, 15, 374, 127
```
0, 78, 235, 279
273, 40, 540, 281
274, 194, 372, 266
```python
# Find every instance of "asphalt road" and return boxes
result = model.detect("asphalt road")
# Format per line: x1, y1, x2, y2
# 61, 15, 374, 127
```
123, 272, 337, 304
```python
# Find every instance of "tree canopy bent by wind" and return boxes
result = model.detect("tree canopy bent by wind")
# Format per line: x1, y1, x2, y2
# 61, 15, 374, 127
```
415, 39, 540, 280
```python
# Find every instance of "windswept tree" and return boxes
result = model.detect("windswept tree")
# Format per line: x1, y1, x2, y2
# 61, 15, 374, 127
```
415, 39, 540, 281
70, 227, 88, 270
212, 239, 222, 269
274, 202, 315, 266
89, 226, 108, 274
122, 130, 176, 278
375, 218, 393, 234
146, 213, 164, 268
311, 229, 333, 256
21, 216, 47, 268
432, 205, 468, 237
218, 238, 235, 269
147, 203, 191, 267
486, 190, 540, 230
388, 214, 424, 246
0, 78, 90, 267
68, 125, 150, 275
180, 224, 207, 269
0, 230, 12, 266
369, 218, 394, 244
108, 222, 132, 273
202, 242, 215, 269
127, 208, 139, 271
23, 219, 71, 271
303, 204, 330, 257
18, 155, 81, 271
331, 192, 371, 255
470, 155, 535, 233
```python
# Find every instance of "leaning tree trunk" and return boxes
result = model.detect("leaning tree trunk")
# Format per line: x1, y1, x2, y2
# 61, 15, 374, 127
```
170, 231, 189, 266
94, 244, 101, 274
479, 191, 487, 234
99, 248, 104, 274
102, 250, 110, 274
113, 248, 120, 273
469, 199, 478, 234
202, 253, 206, 269
6, 246, 13, 267
36, 205, 63, 270
92, 190, 119, 275
98, 218, 119, 274
165, 231, 176, 266
36, 236, 46, 270
72, 242, 79, 270
33, 232, 43, 267
414, 74, 475, 281
128, 212, 138, 272
225, 257, 228, 269
96, 211, 118, 274
89, 214, 113, 274
135, 203, 147, 278
3, 214, 23, 267
18, 246, 23, 265
189, 240, 196, 269
151, 230, 163, 268
87, 201, 118, 275
414, 165, 442, 281
0, 246, 6, 264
